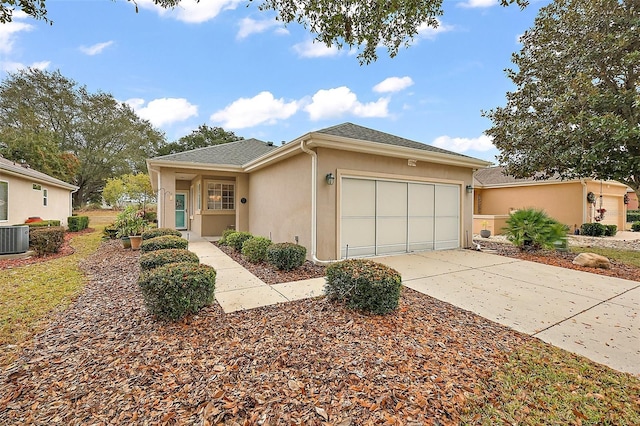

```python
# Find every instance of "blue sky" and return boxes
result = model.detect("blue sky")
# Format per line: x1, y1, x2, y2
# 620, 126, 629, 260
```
0, 0, 550, 163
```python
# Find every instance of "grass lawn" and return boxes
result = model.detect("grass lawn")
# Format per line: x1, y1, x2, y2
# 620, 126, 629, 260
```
0, 229, 103, 367
571, 246, 640, 268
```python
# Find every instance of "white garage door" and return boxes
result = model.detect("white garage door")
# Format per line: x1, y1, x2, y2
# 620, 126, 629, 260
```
341, 178, 460, 258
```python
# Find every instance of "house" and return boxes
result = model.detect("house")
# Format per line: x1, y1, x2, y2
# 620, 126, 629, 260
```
627, 188, 638, 211
472, 166, 629, 235
0, 156, 78, 226
147, 123, 492, 261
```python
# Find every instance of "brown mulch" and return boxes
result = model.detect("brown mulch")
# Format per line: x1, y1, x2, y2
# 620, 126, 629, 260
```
0, 239, 532, 425
0, 228, 95, 271
475, 240, 640, 282
216, 243, 326, 284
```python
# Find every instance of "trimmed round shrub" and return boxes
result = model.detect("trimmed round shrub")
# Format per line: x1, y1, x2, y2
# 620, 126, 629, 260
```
504, 208, 566, 250
141, 227, 182, 240
29, 226, 65, 256
138, 262, 216, 321
266, 242, 306, 271
219, 228, 237, 245
139, 248, 200, 271
581, 222, 606, 237
325, 259, 402, 315
241, 236, 273, 263
632, 221, 640, 232
226, 231, 253, 252
140, 235, 188, 252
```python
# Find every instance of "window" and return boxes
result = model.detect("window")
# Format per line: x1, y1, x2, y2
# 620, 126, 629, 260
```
43, 188, 48, 207
0, 181, 7, 221
196, 182, 201, 211
206, 182, 234, 210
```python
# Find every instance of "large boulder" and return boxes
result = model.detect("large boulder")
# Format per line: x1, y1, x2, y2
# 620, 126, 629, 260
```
572, 252, 610, 269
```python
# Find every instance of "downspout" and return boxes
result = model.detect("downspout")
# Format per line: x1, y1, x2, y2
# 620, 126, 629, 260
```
580, 178, 587, 226
300, 139, 334, 265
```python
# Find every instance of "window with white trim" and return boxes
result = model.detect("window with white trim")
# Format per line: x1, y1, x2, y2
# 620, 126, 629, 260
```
206, 182, 234, 210
196, 182, 201, 211
43, 188, 48, 207
0, 181, 7, 221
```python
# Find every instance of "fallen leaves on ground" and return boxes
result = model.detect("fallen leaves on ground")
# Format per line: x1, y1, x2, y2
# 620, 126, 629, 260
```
1, 240, 531, 425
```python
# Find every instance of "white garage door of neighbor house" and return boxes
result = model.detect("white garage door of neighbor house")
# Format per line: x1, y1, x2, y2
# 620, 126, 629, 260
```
600, 196, 620, 227
341, 178, 460, 258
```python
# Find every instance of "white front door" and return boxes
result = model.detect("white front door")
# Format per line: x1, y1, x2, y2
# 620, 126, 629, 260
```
175, 192, 188, 230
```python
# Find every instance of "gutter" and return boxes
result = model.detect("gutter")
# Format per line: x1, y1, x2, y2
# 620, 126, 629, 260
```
300, 139, 335, 265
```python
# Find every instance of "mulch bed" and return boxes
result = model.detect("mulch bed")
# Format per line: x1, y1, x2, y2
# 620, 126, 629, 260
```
475, 240, 640, 282
1, 239, 533, 425
215, 243, 326, 284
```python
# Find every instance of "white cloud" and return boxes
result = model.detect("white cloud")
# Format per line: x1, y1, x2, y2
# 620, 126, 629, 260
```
0, 14, 33, 54
373, 76, 414, 93
293, 40, 340, 58
458, 0, 498, 8
304, 86, 389, 121
237, 18, 284, 39
0, 60, 50, 73
135, 0, 242, 23
126, 98, 198, 127
417, 20, 454, 40
79, 41, 114, 56
431, 135, 495, 153
210, 91, 299, 129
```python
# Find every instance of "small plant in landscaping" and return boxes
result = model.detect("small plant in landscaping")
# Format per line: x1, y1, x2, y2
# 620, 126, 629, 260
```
140, 235, 188, 252
141, 227, 182, 240
604, 224, 617, 237
581, 222, 606, 237
138, 262, 216, 321
241, 236, 273, 263
219, 228, 237, 245
325, 259, 402, 315
503, 208, 566, 250
67, 215, 90, 232
28, 226, 65, 256
226, 231, 253, 252
139, 248, 200, 271
266, 242, 307, 271
632, 221, 640, 232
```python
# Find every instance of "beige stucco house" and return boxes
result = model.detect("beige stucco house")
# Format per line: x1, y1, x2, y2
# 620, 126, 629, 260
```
472, 166, 629, 235
0, 156, 78, 226
147, 123, 491, 261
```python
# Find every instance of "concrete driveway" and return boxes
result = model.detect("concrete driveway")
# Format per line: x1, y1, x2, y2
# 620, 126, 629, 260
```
375, 250, 640, 376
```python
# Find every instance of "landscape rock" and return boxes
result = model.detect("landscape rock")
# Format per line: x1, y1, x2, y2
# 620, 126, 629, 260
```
572, 252, 611, 269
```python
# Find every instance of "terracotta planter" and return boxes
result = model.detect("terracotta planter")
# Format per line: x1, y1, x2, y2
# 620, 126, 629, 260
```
121, 236, 131, 249
480, 229, 491, 238
129, 235, 143, 250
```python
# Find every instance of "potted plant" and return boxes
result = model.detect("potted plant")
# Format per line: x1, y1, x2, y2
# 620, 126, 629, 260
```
115, 206, 148, 249
480, 221, 491, 238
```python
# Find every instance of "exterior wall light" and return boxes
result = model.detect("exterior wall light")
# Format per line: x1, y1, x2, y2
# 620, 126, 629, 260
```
466, 185, 474, 193
326, 173, 335, 185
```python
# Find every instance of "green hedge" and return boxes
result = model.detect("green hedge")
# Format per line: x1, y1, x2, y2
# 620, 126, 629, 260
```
632, 222, 640, 232
581, 222, 606, 237
241, 236, 273, 263
29, 226, 65, 256
140, 235, 188, 252
22, 220, 61, 228
141, 227, 182, 240
138, 262, 216, 321
226, 231, 253, 252
266, 242, 307, 271
219, 228, 237, 245
67, 215, 89, 232
627, 210, 640, 223
604, 224, 618, 237
325, 259, 402, 315
139, 248, 200, 271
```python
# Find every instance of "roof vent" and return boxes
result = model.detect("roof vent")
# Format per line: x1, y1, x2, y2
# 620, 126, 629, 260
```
267, 141, 274, 146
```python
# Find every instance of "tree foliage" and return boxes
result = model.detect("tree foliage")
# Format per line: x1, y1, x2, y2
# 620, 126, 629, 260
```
156, 125, 243, 157
484, 0, 640, 199
102, 173, 155, 208
0, 0, 528, 64
0, 68, 165, 206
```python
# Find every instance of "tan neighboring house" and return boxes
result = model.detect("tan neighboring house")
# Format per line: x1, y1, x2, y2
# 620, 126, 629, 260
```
147, 123, 491, 261
472, 166, 629, 235
0, 156, 78, 226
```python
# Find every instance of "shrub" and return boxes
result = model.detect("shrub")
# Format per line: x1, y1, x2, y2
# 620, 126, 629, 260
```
266, 242, 307, 271
139, 248, 200, 271
632, 222, 640, 232
138, 262, 216, 321
581, 222, 606, 237
503, 208, 566, 250
219, 228, 237, 245
143, 211, 157, 223
627, 210, 640, 223
241, 236, 273, 263
141, 227, 182, 240
29, 226, 65, 256
226, 231, 253, 252
67, 215, 90, 232
604, 224, 618, 237
325, 259, 402, 315
24, 220, 61, 228
140, 235, 188, 252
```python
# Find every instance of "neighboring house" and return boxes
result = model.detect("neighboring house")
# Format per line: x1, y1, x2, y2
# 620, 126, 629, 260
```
147, 122, 491, 261
627, 188, 639, 211
472, 166, 628, 235
0, 156, 78, 227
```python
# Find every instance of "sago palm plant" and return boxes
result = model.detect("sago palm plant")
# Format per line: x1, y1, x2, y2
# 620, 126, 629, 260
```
503, 208, 566, 251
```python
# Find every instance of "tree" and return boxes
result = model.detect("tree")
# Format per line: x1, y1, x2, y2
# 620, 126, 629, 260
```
483, 0, 640, 201
0, 0, 528, 64
156, 125, 243, 157
103, 173, 155, 209
0, 68, 165, 206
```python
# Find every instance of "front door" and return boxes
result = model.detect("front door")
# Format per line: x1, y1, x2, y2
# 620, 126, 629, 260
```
175, 192, 188, 230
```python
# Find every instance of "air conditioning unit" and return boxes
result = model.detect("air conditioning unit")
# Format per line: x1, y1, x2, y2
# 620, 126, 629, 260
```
0, 225, 30, 255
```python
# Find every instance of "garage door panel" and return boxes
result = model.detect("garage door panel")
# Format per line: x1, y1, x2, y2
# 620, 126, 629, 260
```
377, 217, 407, 254
377, 181, 407, 254
409, 217, 434, 251
434, 185, 459, 250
